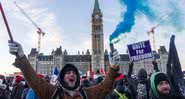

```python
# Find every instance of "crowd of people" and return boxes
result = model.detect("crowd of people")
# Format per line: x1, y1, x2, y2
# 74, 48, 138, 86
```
0, 39, 184, 99
0, 68, 116, 99
1, 61, 185, 99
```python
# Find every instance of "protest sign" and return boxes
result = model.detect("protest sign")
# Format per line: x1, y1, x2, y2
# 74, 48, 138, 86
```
127, 40, 153, 61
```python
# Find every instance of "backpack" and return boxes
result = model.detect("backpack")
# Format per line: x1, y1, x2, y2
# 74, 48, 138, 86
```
52, 86, 87, 99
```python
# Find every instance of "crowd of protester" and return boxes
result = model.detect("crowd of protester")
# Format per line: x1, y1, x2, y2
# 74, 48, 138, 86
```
1, 36, 184, 99
0, 70, 108, 99
1, 61, 185, 99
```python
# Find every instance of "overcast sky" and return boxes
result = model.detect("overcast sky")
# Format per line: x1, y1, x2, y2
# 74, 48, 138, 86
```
0, 0, 185, 74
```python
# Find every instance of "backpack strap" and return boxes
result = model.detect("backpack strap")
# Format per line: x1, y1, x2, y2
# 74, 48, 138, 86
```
79, 88, 87, 99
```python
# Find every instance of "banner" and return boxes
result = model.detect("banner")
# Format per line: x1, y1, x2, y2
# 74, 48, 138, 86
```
127, 40, 153, 61
167, 35, 185, 96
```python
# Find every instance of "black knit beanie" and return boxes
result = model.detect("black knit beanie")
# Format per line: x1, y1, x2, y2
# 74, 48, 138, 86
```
138, 68, 147, 81
154, 73, 170, 87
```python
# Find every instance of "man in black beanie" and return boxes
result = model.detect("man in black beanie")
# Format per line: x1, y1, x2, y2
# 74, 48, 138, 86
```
136, 68, 150, 99
150, 72, 184, 99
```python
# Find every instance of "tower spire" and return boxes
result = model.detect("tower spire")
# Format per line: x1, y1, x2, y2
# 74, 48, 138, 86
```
93, 0, 101, 13
91, 0, 104, 72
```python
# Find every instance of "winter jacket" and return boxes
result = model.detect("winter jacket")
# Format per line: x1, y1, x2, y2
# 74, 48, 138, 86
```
13, 56, 119, 99
22, 87, 30, 99
107, 62, 137, 99
89, 78, 96, 86
150, 92, 183, 99
150, 72, 184, 99
26, 88, 39, 99
114, 84, 132, 99
10, 82, 24, 99
125, 62, 137, 99
136, 68, 150, 99
105, 92, 117, 99
81, 79, 91, 88
105, 88, 129, 99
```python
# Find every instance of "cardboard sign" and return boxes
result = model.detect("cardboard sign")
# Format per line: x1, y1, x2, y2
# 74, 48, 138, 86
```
127, 40, 153, 61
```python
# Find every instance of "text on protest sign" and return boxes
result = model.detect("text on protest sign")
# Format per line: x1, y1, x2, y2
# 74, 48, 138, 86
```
127, 40, 153, 61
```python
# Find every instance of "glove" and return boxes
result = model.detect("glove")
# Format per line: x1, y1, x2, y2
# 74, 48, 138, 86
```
129, 62, 133, 69
8, 40, 24, 58
109, 49, 120, 67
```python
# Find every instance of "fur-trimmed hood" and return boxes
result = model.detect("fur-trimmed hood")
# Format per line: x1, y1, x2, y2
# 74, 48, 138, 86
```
58, 64, 80, 91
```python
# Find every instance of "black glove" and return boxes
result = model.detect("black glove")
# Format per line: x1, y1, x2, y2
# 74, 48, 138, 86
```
129, 62, 133, 69
152, 61, 157, 66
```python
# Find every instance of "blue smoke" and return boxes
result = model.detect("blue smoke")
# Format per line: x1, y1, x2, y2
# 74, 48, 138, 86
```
137, 0, 156, 22
109, 0, 137, 43
110, 0, 185, 43
169, 2, 184, 32
109, 0, 155, 43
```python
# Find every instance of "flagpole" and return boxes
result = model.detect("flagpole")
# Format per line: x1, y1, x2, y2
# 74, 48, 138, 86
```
0, 2, 14, 42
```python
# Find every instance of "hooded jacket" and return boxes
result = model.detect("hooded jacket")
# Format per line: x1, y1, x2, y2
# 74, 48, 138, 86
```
150, 72, 184, 99
26, 88, 39, 99
136, 68, 150, 99
126, 62, 137, 99
58, 64, 81, 91
10, 81, 24, 99
13, 56, 119, 99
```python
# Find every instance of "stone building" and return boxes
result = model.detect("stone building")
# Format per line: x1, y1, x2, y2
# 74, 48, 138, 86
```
27, 0, 168, 76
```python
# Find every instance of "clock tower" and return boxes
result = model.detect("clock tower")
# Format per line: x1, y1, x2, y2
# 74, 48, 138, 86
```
91, 0, 104, 72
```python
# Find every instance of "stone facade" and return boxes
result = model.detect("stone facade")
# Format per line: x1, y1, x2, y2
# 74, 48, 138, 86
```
28, 46, 168, 76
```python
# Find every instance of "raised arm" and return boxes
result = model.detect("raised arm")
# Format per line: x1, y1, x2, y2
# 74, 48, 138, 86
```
8, 41, 56, 99
85, 49, 120, 98
127, 62, 133, 78
152, 61, 159, 72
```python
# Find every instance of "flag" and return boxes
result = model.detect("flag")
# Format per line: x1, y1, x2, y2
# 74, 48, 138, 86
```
79, 70, 83, 76
167, 35, 185, 96
50, 67, 59, 85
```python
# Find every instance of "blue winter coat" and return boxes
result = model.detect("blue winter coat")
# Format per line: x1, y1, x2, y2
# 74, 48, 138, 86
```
26, 88, 39, 99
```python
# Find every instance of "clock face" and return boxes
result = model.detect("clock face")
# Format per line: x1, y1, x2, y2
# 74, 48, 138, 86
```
95, 15, 99, 19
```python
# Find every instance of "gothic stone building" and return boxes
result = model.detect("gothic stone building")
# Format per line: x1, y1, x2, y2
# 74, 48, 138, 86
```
28, 0, 168, 76
28, 46, 168, 76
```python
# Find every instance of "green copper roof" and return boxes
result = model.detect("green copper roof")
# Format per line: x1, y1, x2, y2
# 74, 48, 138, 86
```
93, 0, 101, 13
